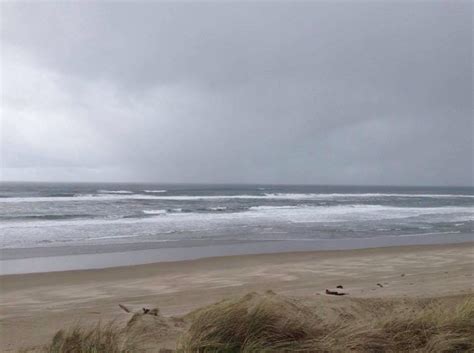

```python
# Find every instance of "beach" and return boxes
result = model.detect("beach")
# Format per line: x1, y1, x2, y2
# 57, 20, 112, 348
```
1, 242, 473, 352
2, 1, 472, 350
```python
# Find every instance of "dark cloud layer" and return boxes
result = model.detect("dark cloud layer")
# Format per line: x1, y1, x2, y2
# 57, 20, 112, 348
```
1, 1, 472, 185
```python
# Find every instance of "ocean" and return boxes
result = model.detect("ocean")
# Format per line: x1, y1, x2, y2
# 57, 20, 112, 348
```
1, 182, 473, 273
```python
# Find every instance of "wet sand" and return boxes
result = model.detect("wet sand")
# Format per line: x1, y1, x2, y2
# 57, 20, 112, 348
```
0, 242, 473, 352
2, 232, 472, 274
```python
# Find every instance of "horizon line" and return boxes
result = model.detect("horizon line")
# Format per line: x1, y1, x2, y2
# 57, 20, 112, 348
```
1, 180, 473, 189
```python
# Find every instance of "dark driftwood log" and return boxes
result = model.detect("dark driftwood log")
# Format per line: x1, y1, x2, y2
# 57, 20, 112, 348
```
119, 304, 159, 316
142, 307, 159, 316
325, 289, 347, 296
119, 304, 131, 313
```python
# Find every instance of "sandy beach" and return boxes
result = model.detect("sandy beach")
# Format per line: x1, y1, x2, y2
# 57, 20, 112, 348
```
2, 1, 472, 350
0, 242, 473, 352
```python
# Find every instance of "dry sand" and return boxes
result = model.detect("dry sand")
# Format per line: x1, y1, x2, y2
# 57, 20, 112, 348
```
0, 242, 473, 352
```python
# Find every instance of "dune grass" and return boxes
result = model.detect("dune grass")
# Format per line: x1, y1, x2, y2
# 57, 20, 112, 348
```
178, 291, 323, 352
36, 293, 474, 353
39, 322, 134, 353
178, 292, 474, 353
343, 297, 474, 353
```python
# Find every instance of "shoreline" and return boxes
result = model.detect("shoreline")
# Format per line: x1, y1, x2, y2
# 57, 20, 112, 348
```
1, 231, 472, 275
2, 240, 473, 280
0, 242, 473, 351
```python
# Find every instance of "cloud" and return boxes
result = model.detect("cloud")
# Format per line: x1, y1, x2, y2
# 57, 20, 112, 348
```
1, 1, 472, 185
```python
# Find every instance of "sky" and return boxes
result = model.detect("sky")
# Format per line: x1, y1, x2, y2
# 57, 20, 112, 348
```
0, 1, 472, 186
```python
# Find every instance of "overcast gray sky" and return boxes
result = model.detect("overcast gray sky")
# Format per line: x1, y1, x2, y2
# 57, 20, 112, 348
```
1, 1, 472, 186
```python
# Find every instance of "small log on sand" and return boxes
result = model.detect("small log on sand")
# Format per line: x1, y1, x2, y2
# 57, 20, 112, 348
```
325, 289, 347, 296
119, 304, 131, 313
143, 307, 159, 316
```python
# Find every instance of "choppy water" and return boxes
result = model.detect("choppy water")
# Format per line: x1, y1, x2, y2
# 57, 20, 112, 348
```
0, 182, 472, 250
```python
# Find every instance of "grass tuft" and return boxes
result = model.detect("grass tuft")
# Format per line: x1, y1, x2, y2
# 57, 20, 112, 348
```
40, 322, 134, 353
179, 292, 329, 352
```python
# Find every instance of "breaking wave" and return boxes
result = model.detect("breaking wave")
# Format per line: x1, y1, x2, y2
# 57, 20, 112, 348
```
2, 204, 471, 229
142, 209, 168, 215
98, 190, 133, 194
1, 192, 473, 203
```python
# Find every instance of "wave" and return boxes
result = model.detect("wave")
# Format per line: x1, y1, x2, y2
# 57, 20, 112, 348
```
250, 205, 299, 210
246, 204, 474, 223
143, 208, 184, 215
208, 206, 228, 211
143, 209, 168, 215
261, 193, 474, 200
0, 214, 94, 221
98, 190, 133, 194
249, 203, 472, 213
89, 192, 474, 201
134, 192, 474, 201
2, 204, 472, 229
1, 192, 473, 203
143, 190, 167, 193
397, 230, 462, 237
88, 232, 176, 241
0, 194, 163, 203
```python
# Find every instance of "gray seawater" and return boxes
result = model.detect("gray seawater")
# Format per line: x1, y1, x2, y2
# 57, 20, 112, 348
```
1, 182, 473, 253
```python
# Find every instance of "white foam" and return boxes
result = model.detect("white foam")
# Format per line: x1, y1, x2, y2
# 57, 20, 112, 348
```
1, 192, 473, 203
143, 190, 167, 193
397, 231, 462, 237
2, 204, 472, 230
142, 209, 168, 215
0, 194, 162, 203
88, 231, 176, 241
98, 190, 133, 194
247, 204, 473, 223
250, 205, 299, 210
209, 206, 228, 211
152, 192, 474, 201
262, 193, 474, 200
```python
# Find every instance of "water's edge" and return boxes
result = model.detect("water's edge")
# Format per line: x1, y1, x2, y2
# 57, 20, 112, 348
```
1, 232, 472, 275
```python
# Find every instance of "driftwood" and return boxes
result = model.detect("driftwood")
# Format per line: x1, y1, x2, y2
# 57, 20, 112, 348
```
119, 304, 158, 316
336, 285, 343, 289
325, 289, 347, 296
119, 304, 131, 313
142, 307, 159, 316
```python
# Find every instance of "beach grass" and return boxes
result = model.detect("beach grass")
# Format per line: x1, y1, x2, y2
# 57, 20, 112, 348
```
38, 322, 134, 353
178, 292, 474, 352
35, 292, 474, 353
